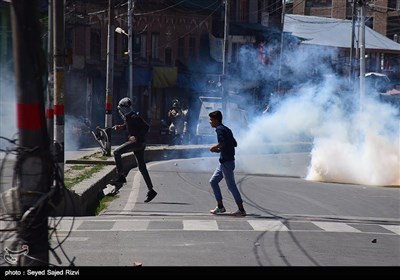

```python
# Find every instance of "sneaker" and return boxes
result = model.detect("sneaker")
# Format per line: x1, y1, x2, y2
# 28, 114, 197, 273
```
144, 190, 157, 203
210, 207, 226, 214
109, 175, 126, 185
229, 209, 246, 217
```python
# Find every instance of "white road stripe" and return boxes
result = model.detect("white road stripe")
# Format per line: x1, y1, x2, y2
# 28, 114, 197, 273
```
380, 225, 400, 235
121, 161, 160, 213
50, 218, 83, 232
247, 220, 289, 231
183, 220, 218, 231
112, 220, 149, 231
313, 221, 361, 232
51, 237, 89, 242
121, 173, 141, 213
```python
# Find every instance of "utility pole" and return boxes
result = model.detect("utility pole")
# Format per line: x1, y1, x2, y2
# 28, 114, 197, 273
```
10, 0, 53, 266
221, 0, 229, 116
359, 0, 366, 110
128, 0, 134, 102
46, 0, 54, 150
53, 0, 65, 174
104, 0, 115, 156
278, 0, 286, 93
349, 0, 357, 84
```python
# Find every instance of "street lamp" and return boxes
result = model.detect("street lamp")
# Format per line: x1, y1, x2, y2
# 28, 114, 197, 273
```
115, 27, 128, 36
115, 26, 133, 103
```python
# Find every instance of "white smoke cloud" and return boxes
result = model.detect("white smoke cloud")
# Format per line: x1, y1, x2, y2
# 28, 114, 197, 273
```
234, 45, 399, 186
64, 115, 92, 151
307, 96, 399, 186
0, 66, 17, 150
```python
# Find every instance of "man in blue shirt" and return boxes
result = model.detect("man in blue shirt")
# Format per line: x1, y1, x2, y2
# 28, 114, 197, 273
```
208, 110, 246, 216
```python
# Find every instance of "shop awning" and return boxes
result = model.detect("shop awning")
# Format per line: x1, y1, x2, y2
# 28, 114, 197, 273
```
152, 66, 178, 88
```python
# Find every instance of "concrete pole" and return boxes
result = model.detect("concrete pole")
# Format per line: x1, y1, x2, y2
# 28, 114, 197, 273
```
104, 0, 115, 156
359, 1, 366, 110
349, 0, 357, 84
53, 0, 65, 174
221, 0, 229, 117
128, 0, 133, 102
46, 0, 54, 149
10, 0, 52, 266
278, 0, 286, 93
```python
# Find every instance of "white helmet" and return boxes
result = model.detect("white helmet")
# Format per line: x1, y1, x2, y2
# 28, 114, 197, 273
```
117, 97, 133, 118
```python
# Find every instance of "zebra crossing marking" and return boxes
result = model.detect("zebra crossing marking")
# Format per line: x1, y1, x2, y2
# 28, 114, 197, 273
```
48, 218, 399, 235
183, 220, 218, 231
52, 219, 83, 232
111, 220, 149, 231
380, 225, 400, 235
312, 221, 361, 232
247, 220, 289, 231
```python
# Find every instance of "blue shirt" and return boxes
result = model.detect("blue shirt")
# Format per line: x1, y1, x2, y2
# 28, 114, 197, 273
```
215, 124, 237, 163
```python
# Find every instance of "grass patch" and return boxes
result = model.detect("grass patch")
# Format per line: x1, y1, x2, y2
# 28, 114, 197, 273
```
81, 152, 110, 160
70, 165, 86, 170
64, 164, 105, 189
95, 195, 118, 215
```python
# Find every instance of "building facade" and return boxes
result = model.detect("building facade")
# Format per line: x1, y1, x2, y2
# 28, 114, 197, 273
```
0, 0, 285, 146
64, 0, 284, 144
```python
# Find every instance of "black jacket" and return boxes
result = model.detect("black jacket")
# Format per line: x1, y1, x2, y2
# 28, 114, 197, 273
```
122, 112, 150, 143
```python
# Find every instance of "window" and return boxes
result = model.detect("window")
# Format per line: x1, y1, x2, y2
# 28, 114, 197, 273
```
165, 48, 172, 65
388, 0, 400, 9
151, 33, 159, 60
365, 17, 373, 29
133, 35, 140, 58
140, 33, 147, 59
238, 0, 249, 21
231, 0, 249, 22
306, 0, 332, 7
178, 37, 185, 58
231, 43, 238, 63
114, 34, 119, 59
90, 29, 101, 60
189, 37, 196, 59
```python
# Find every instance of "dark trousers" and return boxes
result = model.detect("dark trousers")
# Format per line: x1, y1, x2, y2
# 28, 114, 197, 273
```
113, 141, 154, 191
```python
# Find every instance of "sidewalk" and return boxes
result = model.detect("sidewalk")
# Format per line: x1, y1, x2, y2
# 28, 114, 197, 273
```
57, 142, 312, 216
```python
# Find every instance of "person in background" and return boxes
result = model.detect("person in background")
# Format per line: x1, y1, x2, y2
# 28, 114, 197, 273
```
110, 97, 157, 203
208, 110, 246, 216
167, 99, 186, 145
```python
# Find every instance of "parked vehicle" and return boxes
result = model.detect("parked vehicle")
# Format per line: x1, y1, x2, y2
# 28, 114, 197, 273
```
195, 96, 248, 144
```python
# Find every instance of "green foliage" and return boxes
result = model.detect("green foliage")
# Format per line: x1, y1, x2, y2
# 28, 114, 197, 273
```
64, 164, 105, 189
95, 195, 117, 215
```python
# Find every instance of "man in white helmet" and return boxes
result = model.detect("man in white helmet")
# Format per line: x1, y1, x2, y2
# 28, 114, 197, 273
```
110, 97, 157, 203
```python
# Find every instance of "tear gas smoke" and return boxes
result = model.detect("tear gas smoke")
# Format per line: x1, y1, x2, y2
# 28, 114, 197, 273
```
235, 55, 399, 186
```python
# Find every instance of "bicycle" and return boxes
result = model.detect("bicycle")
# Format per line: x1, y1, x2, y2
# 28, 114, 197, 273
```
91, 126, 111, 156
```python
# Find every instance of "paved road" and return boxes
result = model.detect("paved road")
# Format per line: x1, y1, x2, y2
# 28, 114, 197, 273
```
45, 155, 400, 266
2, 151, 399, 267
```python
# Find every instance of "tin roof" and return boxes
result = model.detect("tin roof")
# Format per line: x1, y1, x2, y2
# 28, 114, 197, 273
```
284, 14, 400, 52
